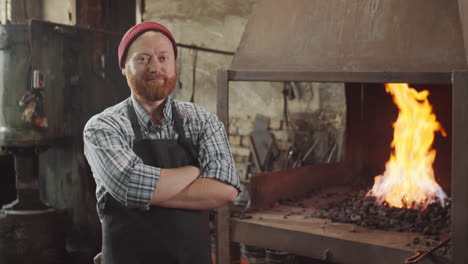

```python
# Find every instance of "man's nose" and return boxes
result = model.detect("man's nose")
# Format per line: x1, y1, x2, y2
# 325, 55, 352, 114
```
148, 58, 161, 73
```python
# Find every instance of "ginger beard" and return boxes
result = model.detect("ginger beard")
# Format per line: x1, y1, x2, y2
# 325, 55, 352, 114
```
127, 66, 177, 102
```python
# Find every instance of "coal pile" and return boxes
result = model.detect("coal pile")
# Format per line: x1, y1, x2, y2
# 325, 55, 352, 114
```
310, 191, 451, 236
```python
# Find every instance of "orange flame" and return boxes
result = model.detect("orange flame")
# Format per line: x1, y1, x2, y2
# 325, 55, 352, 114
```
367, 83, 447, 209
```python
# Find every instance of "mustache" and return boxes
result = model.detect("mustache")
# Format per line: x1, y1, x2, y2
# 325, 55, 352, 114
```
144, 74, 167, 80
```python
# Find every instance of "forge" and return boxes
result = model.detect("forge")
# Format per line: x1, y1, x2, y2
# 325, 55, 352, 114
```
230, 83, 453, 264
215, 0, 468, 263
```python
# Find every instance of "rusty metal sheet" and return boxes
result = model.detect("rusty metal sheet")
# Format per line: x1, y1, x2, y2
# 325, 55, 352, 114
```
227, 70, 453, 84
249, 163, 347, 211
231, 0, 467, 73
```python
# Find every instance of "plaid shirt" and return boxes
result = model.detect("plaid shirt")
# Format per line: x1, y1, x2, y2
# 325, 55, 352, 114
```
84, 96, 239, 214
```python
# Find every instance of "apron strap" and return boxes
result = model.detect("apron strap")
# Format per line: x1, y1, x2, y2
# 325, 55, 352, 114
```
171, 102, 198, 163
127, 98, 198, 162
127, 100, 143, 142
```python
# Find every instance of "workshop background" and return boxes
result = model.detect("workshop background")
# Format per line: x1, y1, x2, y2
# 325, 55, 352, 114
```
2, 0, 468, 262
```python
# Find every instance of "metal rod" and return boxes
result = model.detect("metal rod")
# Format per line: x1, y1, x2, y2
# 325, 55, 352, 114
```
227, 70, 452, 84
177, 43, 235, 56
301, 138, 320, 163
405, 238, 451, 264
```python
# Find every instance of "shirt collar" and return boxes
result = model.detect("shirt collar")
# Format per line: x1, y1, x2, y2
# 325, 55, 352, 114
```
130, 95, 173, 129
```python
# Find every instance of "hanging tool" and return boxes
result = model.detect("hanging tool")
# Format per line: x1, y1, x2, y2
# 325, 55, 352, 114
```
287, 81, 301, 100
282, 82, 289, 128
291, 138, 320, 168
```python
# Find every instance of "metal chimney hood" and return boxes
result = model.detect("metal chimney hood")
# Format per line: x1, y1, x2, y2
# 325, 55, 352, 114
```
229, 0, 468, 83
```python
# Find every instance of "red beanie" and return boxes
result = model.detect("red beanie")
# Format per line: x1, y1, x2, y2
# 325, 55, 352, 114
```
118, 21, 177, 69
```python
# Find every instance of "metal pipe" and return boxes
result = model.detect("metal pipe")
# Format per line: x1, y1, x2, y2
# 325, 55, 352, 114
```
177, 43, 235, 56
3, 148, 49, 211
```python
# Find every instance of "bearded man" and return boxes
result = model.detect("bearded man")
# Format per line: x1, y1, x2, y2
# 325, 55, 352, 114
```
83, 21, 240, 264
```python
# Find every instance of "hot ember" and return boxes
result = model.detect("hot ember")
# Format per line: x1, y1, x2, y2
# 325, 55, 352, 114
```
367, 83, 447, 209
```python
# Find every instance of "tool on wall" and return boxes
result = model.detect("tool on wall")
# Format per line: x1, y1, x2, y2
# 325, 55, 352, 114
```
282, 81, 303, 129
288, 138, 320, 168
246, 115, 278, 177
282, 82, 289, 128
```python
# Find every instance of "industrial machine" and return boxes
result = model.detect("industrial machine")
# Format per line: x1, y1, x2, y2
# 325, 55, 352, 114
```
0, 20, 129, 263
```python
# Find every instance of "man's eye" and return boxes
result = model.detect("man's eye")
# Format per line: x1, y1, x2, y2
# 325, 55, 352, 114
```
136, 56, 150, 63
159, 56, 167, 61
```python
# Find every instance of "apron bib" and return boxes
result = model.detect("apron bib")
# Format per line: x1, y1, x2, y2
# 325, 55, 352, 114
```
100, 101, 211, 264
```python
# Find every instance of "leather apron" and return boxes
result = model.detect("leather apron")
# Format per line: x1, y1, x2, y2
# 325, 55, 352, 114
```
99, 101, 211, 264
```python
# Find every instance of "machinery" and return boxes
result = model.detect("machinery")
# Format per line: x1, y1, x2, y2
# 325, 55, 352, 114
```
0, 20, 129, 263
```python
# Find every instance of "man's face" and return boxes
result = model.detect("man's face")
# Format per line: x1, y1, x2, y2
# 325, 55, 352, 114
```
122, 31, 177, 102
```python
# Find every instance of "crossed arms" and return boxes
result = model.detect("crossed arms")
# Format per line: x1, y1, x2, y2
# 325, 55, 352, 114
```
84, 111, 240, 211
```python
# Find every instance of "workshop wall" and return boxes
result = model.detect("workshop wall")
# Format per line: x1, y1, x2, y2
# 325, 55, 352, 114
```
144, 0, 346, 180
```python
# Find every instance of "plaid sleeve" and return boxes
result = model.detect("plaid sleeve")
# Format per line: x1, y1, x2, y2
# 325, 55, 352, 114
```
83, 116, 159, 209
197, 113, 241, 191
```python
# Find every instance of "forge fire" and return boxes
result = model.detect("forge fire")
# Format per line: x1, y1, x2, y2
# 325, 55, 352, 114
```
367, 83, 448, 209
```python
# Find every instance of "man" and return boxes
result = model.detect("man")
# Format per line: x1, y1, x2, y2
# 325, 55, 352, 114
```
83, 21, 240, 264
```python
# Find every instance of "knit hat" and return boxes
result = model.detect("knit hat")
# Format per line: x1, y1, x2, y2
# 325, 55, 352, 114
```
118, 21, 177, 69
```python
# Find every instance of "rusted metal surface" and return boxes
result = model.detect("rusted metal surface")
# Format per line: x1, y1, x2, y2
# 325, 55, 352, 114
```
78, 0, 136, 33
249, 164, 347, 211
231, 0, 467, 73
28, 19, 128, 256
228, 70, 453, 84
231, 215, 450, 264
78, 0, 103, 29
232, 189, 451, 264
0, 24, 47, 147
451, 71, 468, 264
